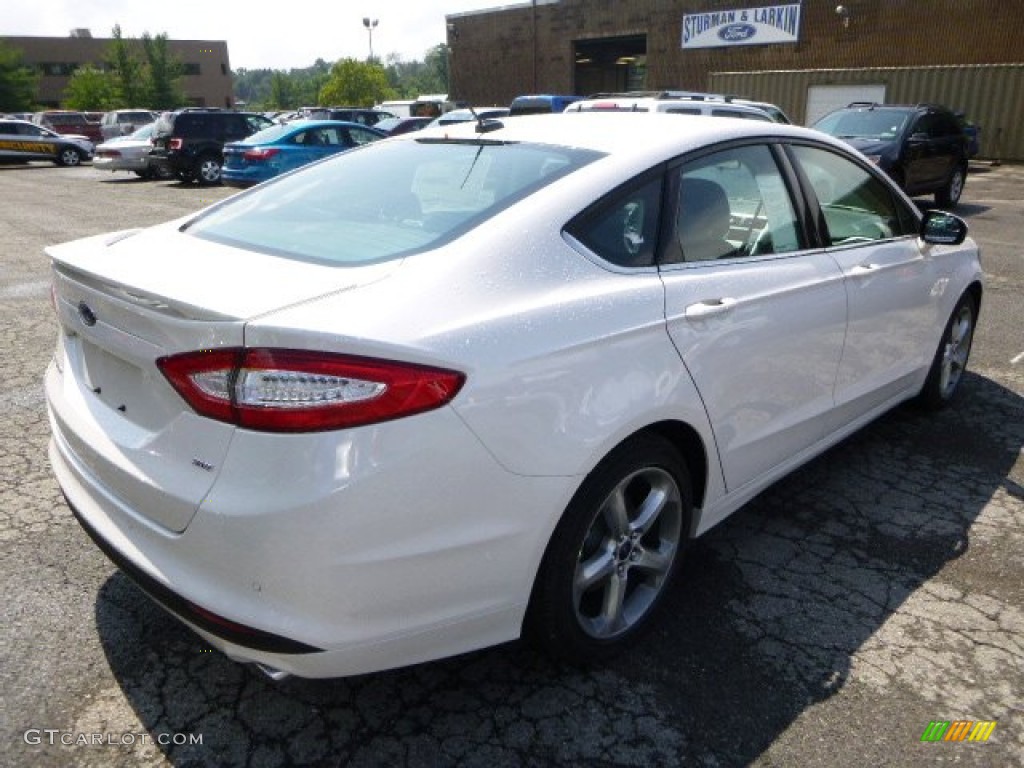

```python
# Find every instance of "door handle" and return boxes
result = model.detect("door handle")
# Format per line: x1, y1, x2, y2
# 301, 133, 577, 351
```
684, 298, 738, 319
850, 263, 882, 275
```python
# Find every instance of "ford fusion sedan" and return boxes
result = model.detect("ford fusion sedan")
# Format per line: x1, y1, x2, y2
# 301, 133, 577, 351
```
221, 120, 385, 188
0, 119, 93, 166
45, 113, 982, 680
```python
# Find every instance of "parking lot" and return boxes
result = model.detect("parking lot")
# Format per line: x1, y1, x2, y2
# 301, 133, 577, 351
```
1, 160, 1021, 767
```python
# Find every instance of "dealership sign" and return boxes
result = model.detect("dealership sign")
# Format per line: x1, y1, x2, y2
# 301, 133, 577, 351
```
682, 4, 802, 49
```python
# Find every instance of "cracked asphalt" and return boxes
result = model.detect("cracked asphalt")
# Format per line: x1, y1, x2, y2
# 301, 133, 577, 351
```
1, 161, 1021, 767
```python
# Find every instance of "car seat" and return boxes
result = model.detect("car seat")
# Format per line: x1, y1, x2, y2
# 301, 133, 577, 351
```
678, 177, 738, 261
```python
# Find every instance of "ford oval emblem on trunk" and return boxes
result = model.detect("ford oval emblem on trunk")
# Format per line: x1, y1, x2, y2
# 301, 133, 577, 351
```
78, 301, 97, 327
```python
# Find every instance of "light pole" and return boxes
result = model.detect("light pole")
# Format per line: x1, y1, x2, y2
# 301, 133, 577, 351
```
362, 17, 378, 62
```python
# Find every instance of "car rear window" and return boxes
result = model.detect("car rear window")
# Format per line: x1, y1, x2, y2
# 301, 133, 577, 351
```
184, 138, 602, 266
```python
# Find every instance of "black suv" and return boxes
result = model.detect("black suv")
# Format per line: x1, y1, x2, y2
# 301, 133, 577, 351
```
150, 108, 274, 184
811, 103, 969, 207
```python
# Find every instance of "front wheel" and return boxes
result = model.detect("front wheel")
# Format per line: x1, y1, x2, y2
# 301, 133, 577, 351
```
917, 293, 977, 410
56, 147, 83, 167
935, 165, 966, 208
525, 434, 691, 663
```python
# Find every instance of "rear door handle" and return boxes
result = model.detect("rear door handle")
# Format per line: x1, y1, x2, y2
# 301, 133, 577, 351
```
684, 298, 738, 319
850, 263, 882, 275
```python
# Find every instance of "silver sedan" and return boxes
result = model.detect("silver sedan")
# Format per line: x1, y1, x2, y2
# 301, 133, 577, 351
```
92, 123, 171, 179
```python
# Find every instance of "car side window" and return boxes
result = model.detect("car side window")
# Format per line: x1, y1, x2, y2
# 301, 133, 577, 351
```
667, 144, 801, 264
246, 115, 271, 133
346, 128, 380, 146
566, 176, 662, 268
225, 115, 249, 139
789, 145, 917, 245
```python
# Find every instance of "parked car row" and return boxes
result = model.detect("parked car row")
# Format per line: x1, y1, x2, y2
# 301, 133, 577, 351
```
7, 96, 979, 208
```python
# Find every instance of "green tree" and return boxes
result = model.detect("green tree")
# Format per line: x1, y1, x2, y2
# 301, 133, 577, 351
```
268, 72, 295, 110
141, 33, 185, 109
423, 44, 450, 94
62, 66, 115, 110
106, 24, 145, 106
0, 41, 37, 112
318, 58, 395, 106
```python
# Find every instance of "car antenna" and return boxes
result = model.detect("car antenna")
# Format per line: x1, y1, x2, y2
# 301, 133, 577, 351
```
468, 105, 502, 134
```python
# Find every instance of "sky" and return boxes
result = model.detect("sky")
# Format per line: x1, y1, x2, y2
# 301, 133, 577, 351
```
2, 0, 498, 70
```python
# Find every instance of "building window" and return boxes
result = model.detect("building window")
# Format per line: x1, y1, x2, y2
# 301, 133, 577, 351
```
182, 62, 201, 76
39, 62, 79, 76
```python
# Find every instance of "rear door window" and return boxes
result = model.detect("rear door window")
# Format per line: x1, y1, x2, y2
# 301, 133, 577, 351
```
667, 144, 801, 263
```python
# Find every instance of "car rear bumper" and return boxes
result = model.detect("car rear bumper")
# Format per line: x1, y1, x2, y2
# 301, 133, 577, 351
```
93, 157, 147, 173
47, 362, 574, 677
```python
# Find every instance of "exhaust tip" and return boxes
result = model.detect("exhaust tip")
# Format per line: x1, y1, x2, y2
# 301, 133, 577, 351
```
254, 663, 290, 681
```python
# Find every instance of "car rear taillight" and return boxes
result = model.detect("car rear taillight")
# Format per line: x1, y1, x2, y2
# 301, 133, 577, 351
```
168, 138, 183, 150
98, 149, 121, 158
242, 148, 280, 161
157, 348, 465, 432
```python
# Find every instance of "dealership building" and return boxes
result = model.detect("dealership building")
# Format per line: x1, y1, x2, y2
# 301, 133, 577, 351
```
445, 0, 1024, 160
2, 30, 234, 109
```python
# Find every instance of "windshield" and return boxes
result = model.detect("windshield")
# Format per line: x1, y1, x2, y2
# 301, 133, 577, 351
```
813, 109, 911, 140
184, 138, 602, 266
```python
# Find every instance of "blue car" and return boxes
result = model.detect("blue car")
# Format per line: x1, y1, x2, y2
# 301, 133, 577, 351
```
221, 120, 385, 188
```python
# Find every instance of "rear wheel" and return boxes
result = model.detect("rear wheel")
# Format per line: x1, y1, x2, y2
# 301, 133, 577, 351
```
56, 147, 83, 167
935, 165, 966, 208
917, 292, 977, 410
195, 155, 223, 185
526, 434, 691, 662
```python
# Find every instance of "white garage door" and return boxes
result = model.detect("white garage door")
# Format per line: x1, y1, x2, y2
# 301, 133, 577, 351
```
805, 84, 886, 126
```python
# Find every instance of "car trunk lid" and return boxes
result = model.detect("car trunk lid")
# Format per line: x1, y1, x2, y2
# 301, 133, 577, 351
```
47, 224, 397, 532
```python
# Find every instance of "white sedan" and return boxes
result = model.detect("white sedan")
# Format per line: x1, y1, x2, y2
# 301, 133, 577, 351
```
45, 113, 982, 679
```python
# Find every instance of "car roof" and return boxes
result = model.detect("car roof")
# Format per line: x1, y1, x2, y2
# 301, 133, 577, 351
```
416, 111, 842, 162
568, 95, 771, 118
280, 119, 383, 130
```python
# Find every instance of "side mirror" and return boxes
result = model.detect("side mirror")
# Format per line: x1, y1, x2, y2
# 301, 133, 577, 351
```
921, 209, 968, 245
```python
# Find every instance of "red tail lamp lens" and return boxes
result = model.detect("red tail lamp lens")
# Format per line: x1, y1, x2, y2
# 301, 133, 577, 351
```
157, 348, 464, 432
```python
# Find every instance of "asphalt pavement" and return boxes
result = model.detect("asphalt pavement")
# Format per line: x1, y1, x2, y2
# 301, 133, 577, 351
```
1, 161, 1021, 767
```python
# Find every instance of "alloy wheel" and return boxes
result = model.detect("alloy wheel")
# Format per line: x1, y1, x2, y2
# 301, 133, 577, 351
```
573, 466, 683, 639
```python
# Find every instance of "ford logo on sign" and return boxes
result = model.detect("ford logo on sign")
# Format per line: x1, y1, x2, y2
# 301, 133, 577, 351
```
719, 23, 757, 42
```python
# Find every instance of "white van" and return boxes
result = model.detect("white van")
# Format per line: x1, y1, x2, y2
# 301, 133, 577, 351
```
377, 100, 415, 118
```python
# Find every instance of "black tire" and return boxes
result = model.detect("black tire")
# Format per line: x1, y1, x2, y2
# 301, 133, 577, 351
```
917, 292, 977, 410
195, 154, 223, 185
935, 164, 966, 208
525, 433, 691, 663
55, 147, 83, 167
